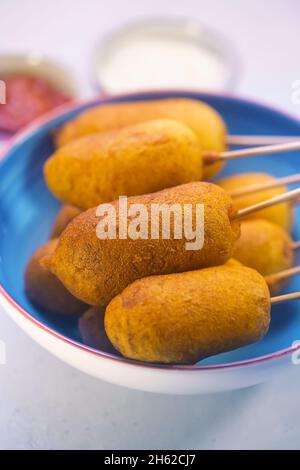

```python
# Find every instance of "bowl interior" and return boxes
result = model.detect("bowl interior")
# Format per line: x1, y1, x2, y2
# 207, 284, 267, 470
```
1, 91, 300, 367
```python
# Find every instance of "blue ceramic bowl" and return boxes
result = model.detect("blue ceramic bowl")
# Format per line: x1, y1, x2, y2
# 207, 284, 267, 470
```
1, 90, 300, 394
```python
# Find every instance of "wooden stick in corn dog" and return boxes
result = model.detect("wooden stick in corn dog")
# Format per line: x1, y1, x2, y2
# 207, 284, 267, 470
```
235, 187, 300, 219
55, 96, 300, 181
104, 264, 300, 364
271, 291, 300, 305
78, 268, 300, 357
218, 172, 297, 231
227, 135, 300, 147
45, 122, 300, 211
228, 173, 300, 197
204, 139, 300, 162
264, 265, 300, 285
55, 97, 227, 179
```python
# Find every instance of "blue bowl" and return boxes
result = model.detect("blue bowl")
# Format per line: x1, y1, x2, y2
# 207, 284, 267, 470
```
1, 90, 300, 394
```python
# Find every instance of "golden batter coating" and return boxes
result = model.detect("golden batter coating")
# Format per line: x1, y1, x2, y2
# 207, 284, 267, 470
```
45, 119, 203, 209
233, 219, 295, 294
218, 172, 294, 232
105, 265, 271, 364
42, 182, 240, 306
55, 98, 227, 178
25, 239, 88, 315
224, 258, 243, 267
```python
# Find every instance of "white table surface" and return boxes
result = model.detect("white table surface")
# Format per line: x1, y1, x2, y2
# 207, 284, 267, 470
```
0, 0, 300, 450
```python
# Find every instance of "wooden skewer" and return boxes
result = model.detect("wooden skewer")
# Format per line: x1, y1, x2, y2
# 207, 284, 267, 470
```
271, 291, 300, 305
228, 173, 300, 198
265, 266, 300, 285
227, 135, 300, 147
204, 140, 300, 163
234, 187, 300, 219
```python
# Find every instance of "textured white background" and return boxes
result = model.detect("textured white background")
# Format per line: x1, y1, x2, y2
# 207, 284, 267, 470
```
0, 0, 300, 450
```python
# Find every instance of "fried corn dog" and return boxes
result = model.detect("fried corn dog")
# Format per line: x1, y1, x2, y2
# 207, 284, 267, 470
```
42, 182, 240, 306
45, 119, 203, 209
105, 265, 271, 364
218, 172, 294, 231
233, 219, 295, 295
234, 219, 294, 276
25, 239, 88, 315
55, 98, 227, 178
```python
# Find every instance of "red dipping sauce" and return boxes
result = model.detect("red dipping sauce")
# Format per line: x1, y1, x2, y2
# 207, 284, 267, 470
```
0, 74, 72, 133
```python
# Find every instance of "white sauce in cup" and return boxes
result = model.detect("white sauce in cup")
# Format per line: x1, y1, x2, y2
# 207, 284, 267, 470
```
94, 19, 238, 94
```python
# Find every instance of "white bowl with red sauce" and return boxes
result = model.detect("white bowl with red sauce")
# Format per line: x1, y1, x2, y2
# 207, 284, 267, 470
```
0, 53, 77, 134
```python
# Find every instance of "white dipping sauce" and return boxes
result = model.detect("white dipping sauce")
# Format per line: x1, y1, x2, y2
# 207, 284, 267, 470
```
98, 33, 230, 93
